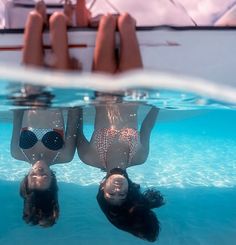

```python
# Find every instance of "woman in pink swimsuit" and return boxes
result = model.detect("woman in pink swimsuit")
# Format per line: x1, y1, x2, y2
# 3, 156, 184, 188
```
76, 9, 165, 241
77, 101, 164, 241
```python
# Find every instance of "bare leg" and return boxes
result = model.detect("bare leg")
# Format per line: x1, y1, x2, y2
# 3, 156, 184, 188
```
75, 0, 91, 27
118, 13, 143, 72
49, 12, 70, 70
22, 1, 46, 66
64, 0, 74, 26
93, 15, 117, 73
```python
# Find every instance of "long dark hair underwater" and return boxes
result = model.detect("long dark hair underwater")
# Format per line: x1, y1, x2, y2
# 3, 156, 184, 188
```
20, 171, 59, 227
97, 168, 165, 242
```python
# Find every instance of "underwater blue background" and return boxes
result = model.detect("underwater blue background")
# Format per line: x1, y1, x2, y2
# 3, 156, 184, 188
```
0, 107, 235, 245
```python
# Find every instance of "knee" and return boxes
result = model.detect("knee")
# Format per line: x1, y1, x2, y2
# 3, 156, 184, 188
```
27, 11, 44, 26
118, 13, 136, 28
49, 12, 67, 28
99, 14, 116, 31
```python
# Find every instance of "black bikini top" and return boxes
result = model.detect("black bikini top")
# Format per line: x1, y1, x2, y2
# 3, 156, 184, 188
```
19, 127, 64, 151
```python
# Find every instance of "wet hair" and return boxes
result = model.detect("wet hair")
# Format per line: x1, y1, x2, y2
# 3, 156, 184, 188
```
97, 168, 165, 242
19, 170, 59, 227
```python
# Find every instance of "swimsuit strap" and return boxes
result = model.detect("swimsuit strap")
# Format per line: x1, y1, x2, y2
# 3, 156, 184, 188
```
20, 148, 31, 163
20, 148, 61, 164
51, 151, 61, 164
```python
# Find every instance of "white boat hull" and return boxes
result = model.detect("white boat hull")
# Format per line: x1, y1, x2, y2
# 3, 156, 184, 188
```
0, 27, 235, 88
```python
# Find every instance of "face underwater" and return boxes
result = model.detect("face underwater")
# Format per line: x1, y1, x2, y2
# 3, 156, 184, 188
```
104, 174, 129, 205
28, 161, 52, 190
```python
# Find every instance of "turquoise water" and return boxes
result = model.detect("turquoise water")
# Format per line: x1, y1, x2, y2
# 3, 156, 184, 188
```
0, 81, 235, 244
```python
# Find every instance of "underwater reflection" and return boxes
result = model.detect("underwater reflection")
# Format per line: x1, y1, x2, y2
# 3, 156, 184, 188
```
77, 95, 165, 242
7, 83, 54, 107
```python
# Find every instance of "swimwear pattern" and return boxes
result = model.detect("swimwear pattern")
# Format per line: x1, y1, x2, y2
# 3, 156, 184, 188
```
94, 128, 139, 165
19, 127, 65, 163
19, 127, 65, 151
21, 127, 64, 140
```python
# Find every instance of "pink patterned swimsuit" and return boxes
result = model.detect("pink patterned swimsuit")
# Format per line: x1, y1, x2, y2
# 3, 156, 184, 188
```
93, 128, 139, 165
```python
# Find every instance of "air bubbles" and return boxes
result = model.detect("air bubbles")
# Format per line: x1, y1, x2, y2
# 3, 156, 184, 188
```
84, 96, 90, 102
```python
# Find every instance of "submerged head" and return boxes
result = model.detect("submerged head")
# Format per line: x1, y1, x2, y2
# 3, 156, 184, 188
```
27, 160, 52, 190
103, 172, 129, 206
20, 168, 59, 227
97, 169, 165, 242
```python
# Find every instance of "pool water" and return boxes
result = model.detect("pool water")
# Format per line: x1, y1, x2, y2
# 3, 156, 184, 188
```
0, 80, 235, 245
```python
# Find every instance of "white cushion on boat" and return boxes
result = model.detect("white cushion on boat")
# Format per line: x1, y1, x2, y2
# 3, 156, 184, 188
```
1, 0, 236, 29
1, 0, 64, 28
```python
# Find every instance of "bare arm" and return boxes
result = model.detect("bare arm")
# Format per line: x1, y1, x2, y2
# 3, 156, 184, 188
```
75, 0, 91, 27
11, 109, 28, 161
54, 108, 80, 163
77, 108, 101, 168
130, 106, 159, 165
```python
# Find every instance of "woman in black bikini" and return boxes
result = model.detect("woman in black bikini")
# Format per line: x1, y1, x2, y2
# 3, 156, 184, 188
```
72, 6, 165, 241
10, 0, 80, 226
11, 108, 79, 226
